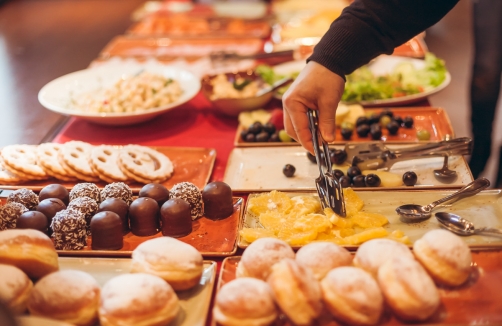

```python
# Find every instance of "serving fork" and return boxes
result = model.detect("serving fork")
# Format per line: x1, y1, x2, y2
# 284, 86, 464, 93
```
307, 109, 346, 217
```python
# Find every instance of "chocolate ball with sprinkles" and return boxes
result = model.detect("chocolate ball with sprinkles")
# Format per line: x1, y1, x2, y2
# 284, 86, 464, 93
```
69, 183, 101, 203
7, 188, 38, 210
100, 182, 133, 206
0, 202, 28, 230
67, 196, 98, 234
170, 182, 203, 220
51, 209, 87, 250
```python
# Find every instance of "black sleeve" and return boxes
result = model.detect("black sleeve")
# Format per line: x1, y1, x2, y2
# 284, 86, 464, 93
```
308, 0, 459, 78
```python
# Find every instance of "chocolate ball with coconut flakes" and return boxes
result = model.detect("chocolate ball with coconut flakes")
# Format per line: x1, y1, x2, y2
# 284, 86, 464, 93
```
170, 182, 203, 220
100, 182, 133, 206
0, 202, 28, 230
69, 183, 101, 203
7, 188, 38, 210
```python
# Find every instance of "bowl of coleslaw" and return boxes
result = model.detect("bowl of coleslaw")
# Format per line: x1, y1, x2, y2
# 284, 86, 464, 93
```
38, 61, 201, 126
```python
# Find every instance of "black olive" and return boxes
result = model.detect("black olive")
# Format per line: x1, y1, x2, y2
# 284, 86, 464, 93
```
370, 125, 382, 140
352, 175, 366, 187
330, 149, 348, 165
283, 164, 296, 177
368, 113, 381, 125
356, 116, 370, 127
402, 171, 418, 186
256, 131, 270, 142
403, 116, 414, 128
339, 175, 352, 188
240, 129, 249, 141
245, 133, 255, 142
269, 132, 280, 142
263, 122, 276, 135
365, 173, 381, 187
341, 128, 353, 140
393, 115, 404, 126
306, 152, 317, 163
380, 109, 394, 118
386, 121, 400, 135
347, 166, 362, 178
248, 121, 263, 134
333, 169, 345, 180
356, 124, 370, 137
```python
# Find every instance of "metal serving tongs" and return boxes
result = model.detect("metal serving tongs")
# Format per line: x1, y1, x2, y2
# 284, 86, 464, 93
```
307, 109, 346, 217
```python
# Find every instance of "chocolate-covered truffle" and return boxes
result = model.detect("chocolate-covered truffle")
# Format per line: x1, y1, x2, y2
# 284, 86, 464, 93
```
90, 211, 123, 250
36, 198, 66, 223
69, 183, 101, 203
99, 198, 129, 234
67, 196, 98, 234
7, 188, 38, 210
129, 197, 159, 237
139, 183, 170, 207
0, 202, 28, 230
51, 209, 87, 250
16, 211, 48, 233
160, 198, 192, 238
202, 181, 234, 220
100, 182, 133, 206
170, 182, 203, 220
39, 184, 70, 205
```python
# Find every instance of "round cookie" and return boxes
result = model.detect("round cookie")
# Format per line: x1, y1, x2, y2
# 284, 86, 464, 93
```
131, 237, 203, 291
28, 270, 100, 325
1, 144, 47, 178
236, 237, 295, 281
321, 267, 383, 325
100, 182, 133, 206
296, 242, 352, 281
0, 157, 24, 184
7, 188, 38, 210
170, 182, 203, 220
89, 145, 128, 182
70, 183, 101, 203
0, 202, 28, 230
58, 141, 99, 181
214, 278, 278, 326
36, 143, 75, 181
118, 145, 173, 183
413, 229, 472, 286
0, 263, 33, 315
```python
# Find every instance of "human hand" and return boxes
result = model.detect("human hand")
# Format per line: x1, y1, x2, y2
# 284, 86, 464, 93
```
282, 61, 345, 153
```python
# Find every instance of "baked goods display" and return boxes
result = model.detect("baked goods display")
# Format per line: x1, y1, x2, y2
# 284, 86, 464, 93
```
0, 229, 59, 279
0, 142, 174, 185
131, 237, 204, 291
413, 228, 472, 286
213, 277, 277, 326
27, 270, 100, 325
0, 264, 33, 315
99, 273, 179, 326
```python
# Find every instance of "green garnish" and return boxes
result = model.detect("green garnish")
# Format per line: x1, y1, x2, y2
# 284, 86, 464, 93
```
233, 78, 252, 90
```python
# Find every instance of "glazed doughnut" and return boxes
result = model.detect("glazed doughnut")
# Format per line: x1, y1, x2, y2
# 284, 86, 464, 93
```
413, 229, 472, 286
353, 238, 414, 276
131, 237, 203, 291
377, 256, 440, 321
267, 258, 322, 325
99, 273, 179, 326
28, 270, 100, 326
0, 229, 58, 279
0, 264, 33, 315
236, 238, 295, 281
321, 267, 383, 325
296, 242, 352, 281
213, 277, 277, 326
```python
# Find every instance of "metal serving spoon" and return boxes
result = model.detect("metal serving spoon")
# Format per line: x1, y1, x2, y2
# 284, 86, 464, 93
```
433, 155, 458, 183
436, 212, 502, 237
396, 178, 490, 222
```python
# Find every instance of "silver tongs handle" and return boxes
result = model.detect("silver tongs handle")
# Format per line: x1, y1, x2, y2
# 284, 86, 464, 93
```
308, 109, 346, 216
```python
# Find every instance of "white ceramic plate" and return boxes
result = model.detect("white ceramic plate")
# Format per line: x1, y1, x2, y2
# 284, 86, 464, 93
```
57, 257, 216, 326
223, 146, 472, 192
38, 62, 201, 126
272, 56, 451, 106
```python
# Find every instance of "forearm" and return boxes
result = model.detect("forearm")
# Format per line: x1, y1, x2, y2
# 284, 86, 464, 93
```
309, 0, 459, 77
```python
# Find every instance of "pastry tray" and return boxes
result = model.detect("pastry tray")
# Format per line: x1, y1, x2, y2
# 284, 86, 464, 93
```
238, 190, 502, 250
215, 255, 502, 325
0, 146, 216, 193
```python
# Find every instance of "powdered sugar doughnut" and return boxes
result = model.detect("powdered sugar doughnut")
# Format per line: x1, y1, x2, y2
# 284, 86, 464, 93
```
296, 242, 352, 281
0, 264, 33, 314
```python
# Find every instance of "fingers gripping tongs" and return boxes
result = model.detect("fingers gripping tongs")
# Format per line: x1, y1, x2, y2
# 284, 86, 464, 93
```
307, 109, 346, 217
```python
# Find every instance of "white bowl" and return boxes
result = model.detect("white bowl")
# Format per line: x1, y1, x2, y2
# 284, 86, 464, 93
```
38, 62, 201, 126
